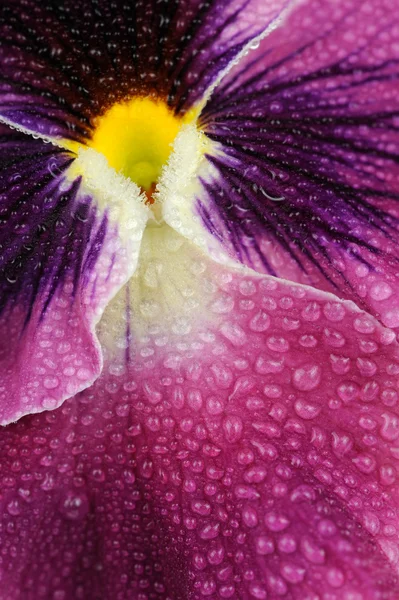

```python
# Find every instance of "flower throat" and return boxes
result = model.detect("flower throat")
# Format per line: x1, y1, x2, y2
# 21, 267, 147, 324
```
89, 98, 183, 202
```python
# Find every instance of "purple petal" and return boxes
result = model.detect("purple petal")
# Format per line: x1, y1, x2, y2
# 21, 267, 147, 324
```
196, 0, 399, 325
0, 125, 146, 424
1, 230, 399, 598
0, 0, 292, 143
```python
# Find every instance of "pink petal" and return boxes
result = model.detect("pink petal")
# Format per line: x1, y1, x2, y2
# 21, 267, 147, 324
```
1, 238, 399, 598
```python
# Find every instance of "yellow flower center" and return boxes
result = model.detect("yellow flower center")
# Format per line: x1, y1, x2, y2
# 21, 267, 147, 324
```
89, 98, 186, 198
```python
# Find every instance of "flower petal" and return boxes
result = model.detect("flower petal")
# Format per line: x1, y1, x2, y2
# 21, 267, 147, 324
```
0, 0, 293, 144
178, 0, 399, 324
0, 126, 148, 424
1, 226, 399, 597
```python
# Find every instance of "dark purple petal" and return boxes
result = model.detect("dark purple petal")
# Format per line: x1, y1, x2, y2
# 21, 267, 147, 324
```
0, 124, 146, 424
0, 0, 292, 143
1, 236, 399, 598
197, 0, 399, 325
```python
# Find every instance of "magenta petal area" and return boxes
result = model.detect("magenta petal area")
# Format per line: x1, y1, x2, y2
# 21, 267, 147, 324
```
199, 0, 399, 326
0, 126, 129, 424
1, 271, 399, 599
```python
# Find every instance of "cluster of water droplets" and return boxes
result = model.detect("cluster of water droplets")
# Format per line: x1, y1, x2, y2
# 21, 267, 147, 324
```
1, 226, 399, 598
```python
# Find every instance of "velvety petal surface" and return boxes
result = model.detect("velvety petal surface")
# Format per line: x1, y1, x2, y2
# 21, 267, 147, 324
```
1, 226, 399, 599
182, 0, 399, 325
0, 0, 293, 143
0, 125, 148, 424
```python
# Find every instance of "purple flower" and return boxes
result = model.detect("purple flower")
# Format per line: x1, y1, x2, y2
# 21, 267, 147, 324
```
1, 0, 399, 598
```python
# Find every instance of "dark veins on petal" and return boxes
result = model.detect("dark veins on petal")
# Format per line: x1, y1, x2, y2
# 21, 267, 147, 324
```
0, 0, 289, 141
0, 126, 105, 323
199, 0, 399, 312
0, 124, 113, 425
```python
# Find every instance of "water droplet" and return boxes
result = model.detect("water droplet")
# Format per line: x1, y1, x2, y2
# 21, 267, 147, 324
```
292, 364, 321, 391
59, 490, 89, 521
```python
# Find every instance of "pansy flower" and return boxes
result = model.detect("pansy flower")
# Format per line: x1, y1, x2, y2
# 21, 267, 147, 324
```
1, 0, 399, 598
